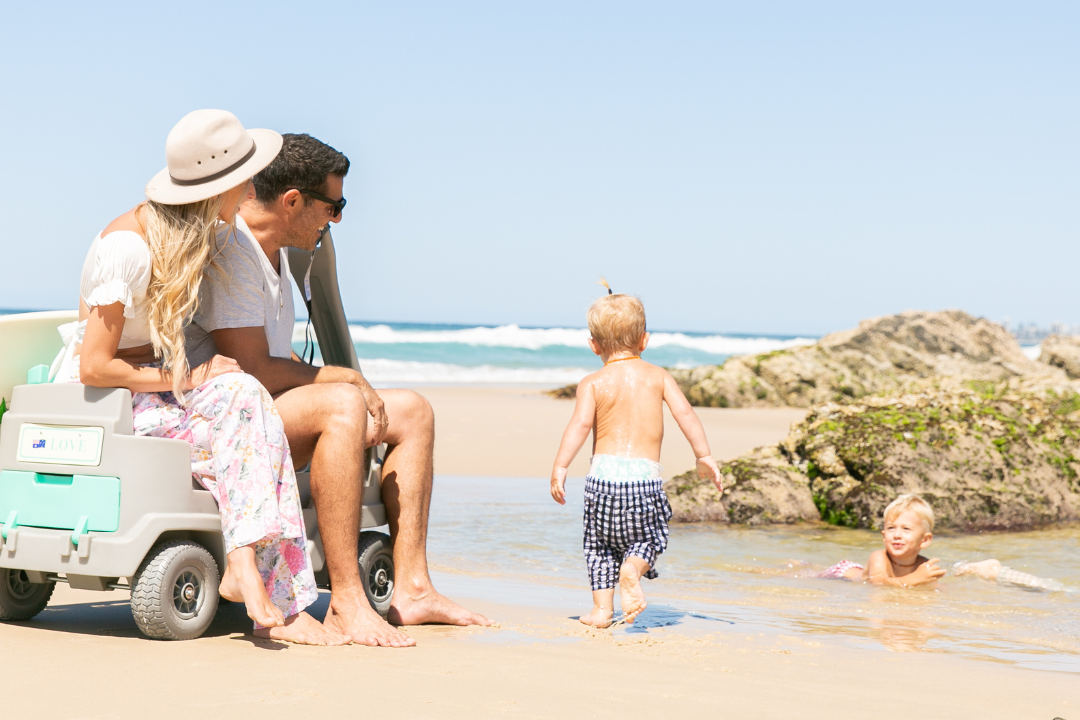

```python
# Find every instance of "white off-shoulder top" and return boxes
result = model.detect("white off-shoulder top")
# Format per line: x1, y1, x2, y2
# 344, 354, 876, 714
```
78, 230, 153, 349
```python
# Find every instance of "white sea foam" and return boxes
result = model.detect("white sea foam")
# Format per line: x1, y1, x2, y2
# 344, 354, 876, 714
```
293, 322, 815, 357
355, 358, 592, 386
1021, 344, 1042, 360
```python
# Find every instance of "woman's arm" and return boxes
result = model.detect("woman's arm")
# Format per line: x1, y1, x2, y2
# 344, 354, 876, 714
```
550, 379, 597, 504
79, 303, 239, 392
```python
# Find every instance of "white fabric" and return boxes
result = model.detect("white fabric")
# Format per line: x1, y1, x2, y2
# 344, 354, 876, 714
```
50, 319, 86, 382
78, 231, 152, 349
186, 216, 294, 369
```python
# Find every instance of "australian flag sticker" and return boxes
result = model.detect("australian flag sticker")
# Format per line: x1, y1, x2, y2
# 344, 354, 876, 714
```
32, 439, 45, 449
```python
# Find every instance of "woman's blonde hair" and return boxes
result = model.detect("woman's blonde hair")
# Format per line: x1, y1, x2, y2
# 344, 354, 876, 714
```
883, 493, 935, 533
140, 197, 227, 401
587, 294, 647, 354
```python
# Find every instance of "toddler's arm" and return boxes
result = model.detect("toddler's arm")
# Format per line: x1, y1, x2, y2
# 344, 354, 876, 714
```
662, 371, 723, 493
866, 551, 945, 587
550, 379, 597, 505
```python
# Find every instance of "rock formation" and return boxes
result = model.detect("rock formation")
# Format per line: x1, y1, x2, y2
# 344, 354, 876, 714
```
670, 310, 1068, 408
666, 382, 1080, 531
1039, 334, 1080, 379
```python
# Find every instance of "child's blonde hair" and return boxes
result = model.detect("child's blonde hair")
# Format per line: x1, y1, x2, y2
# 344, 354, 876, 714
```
588, 293, 647, 355
883, 493, 935, 533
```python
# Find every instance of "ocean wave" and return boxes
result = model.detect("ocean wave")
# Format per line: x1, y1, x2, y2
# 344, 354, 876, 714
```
355, 358, 592, 386
294, 322, 815, 356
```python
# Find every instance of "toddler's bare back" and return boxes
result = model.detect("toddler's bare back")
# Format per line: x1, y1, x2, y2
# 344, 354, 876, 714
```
585, 359, 668, 460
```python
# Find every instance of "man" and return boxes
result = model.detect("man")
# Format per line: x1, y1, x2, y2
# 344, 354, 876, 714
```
187, 134, 490, 647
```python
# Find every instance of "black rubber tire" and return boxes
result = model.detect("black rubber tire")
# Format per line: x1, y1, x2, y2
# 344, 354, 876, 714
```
0, 568, 54, 621
358, 532, 395, 618
131, 540, 220, 641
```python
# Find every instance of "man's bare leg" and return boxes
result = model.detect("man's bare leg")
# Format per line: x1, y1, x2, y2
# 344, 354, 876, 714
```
377, 389, 491, 626
274, 383, 415, 647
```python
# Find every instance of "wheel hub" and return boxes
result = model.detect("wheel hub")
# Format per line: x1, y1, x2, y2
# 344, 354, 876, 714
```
172, 569, 202, 616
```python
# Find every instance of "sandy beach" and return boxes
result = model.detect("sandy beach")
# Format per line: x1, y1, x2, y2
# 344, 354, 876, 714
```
420, 385, 808, 479
0, 387, 1076, 718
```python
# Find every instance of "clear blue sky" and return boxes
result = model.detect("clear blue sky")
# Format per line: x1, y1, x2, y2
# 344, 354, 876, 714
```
1, 1, 1076, 335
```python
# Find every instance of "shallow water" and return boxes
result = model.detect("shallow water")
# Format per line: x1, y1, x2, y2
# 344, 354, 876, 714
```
427, 476, 1080, 672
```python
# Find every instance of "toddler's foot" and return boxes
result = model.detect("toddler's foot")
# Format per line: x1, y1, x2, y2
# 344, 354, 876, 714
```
619, 561, 648, 623
254, 611, 352, 646
220, 551, 285, 628
579, 604, 614, 629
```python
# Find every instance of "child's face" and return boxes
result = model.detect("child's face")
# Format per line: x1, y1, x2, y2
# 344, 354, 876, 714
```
881, 509, 932, 561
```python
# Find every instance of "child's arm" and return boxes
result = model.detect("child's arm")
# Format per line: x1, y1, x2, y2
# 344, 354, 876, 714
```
662, 370, 723, 493
550, 379, 597, 505
865, 551, 944, 587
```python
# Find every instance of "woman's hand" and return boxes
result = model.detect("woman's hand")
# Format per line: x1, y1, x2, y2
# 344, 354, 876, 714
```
188, 355, 243, 389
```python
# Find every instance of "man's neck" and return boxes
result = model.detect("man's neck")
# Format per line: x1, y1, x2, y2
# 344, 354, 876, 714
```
237, 204, 286, 274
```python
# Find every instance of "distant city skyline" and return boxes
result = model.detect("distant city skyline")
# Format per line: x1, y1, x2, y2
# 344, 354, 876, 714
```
1, 2, 1076, 336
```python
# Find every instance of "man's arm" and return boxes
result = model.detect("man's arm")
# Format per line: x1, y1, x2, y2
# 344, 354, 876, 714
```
211, 325, 388, 442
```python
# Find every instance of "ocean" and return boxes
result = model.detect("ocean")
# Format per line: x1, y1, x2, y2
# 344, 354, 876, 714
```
291, 320, 817, 386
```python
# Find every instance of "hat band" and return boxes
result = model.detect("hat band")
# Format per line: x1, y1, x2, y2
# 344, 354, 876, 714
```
169, 141, 258, 187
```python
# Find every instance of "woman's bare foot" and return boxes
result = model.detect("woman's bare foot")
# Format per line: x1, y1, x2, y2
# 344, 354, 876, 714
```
220, 547, 284, 628
325, 590, 416, 647
388, 588, 492, 627
579, 605, 614, 628
619, 560, 648, 623
254, 611, 352, 646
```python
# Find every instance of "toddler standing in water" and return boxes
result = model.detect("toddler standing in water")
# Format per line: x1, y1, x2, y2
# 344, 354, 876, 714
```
551, 285, 723, 627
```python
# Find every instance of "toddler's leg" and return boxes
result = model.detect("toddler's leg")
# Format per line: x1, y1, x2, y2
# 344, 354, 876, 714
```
583, 487, 618, 627
580, 589, 615, 628
619, 556, 651, 623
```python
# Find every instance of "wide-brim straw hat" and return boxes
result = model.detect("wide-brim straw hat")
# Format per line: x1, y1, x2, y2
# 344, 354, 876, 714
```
145, 109, 283, 205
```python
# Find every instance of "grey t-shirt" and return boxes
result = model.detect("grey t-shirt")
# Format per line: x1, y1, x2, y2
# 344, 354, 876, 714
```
186, 216, 296, 369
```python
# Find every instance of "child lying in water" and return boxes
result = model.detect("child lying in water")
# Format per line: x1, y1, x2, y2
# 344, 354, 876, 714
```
819, 494, 946, 587
820, 493, 1067, 592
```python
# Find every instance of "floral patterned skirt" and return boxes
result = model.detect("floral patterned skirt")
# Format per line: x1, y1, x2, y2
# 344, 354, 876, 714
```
57, 349, 318, 627
130, 373, 318, 626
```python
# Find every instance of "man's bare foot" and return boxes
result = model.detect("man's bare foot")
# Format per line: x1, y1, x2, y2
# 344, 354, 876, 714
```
324, 592, 416, 647
220, 549, 285, 628
253, 611, 351, 646
619, 561, 648, 623
579, 605, 614, 628
388, 589, 493, 627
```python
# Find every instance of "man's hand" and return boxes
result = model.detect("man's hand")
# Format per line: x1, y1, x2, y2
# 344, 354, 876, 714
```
696, 455, 723, 493
355, 378, 389, 444
550, 467, 568, 505
188, 355, 242, 389
908, 559, 945, 586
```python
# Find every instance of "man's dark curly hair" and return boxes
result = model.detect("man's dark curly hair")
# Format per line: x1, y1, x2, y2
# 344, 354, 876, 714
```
253, 133, 350, 203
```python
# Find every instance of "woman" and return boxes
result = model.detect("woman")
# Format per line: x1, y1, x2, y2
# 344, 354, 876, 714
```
55, 110, 348, 646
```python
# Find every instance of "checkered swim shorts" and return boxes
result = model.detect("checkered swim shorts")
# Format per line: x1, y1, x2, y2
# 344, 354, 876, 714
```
583, 474, 673, 591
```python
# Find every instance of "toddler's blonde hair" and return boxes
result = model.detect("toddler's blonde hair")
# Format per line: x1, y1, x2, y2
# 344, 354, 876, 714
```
883, 493, 935, 533
587, 293, 647, 354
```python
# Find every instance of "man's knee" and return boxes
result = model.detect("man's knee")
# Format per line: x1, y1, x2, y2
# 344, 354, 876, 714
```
396, 390, 434, 431
321, 384, 369, 431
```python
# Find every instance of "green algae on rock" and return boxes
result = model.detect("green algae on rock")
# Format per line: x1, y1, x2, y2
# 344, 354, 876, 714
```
666, 383, 1080, 531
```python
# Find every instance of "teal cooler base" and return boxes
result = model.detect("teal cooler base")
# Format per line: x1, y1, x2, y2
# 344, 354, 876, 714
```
0, 470, 120, 534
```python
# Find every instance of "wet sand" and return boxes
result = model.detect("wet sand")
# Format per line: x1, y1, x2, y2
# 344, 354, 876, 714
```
418, 385, 807, 479
5, 583, 1075, 718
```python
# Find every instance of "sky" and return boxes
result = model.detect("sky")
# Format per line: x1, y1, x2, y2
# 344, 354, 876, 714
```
1, 1, 1076, 335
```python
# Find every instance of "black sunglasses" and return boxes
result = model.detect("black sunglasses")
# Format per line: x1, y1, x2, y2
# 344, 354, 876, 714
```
295, 188, 346, 218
